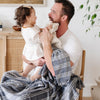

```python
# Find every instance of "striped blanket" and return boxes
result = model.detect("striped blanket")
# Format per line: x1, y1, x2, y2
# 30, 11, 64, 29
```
0, 48, 84, 100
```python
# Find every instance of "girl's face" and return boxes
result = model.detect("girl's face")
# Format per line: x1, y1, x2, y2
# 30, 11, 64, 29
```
26, 9, 37, 26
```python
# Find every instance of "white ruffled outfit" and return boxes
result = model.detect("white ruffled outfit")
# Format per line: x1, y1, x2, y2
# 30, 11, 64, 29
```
22, 24, 62, 77
22, 25, 43, 61
22, 23, 62, 61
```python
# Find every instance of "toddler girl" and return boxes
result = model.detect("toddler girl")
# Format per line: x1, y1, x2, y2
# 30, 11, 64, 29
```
14, 5, 62, 81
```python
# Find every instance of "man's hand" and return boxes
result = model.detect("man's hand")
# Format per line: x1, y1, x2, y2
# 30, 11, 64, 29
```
22, 55, 45, 67
33, 57, 45, 67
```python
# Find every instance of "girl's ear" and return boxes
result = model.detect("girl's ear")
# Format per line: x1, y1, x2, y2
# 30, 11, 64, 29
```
26, 16, 29, 20
26, 16, 30, 23
25, 16, 28, 21
61, 15, 68, 21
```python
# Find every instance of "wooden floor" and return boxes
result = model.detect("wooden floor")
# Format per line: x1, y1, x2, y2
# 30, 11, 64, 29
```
83, 97, 92, 100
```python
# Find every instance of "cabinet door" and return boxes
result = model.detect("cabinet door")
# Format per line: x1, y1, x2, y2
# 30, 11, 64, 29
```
0, 38, 3, 80
6, 39, 25, 71
0, 37, 25, 80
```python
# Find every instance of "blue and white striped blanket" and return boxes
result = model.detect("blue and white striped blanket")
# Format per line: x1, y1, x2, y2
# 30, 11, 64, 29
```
0, 48, 84, 100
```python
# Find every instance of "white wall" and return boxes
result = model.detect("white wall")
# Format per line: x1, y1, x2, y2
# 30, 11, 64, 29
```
0, 0, 100, 97
0, 0, 54, 28
69, 0, 100, 97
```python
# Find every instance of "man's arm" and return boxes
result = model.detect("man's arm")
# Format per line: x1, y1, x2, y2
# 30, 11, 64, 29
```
39, 28, 55, 76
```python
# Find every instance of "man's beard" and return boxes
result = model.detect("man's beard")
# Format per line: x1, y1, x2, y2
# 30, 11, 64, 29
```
49, 17, 54, 22
49, 17, 60, 25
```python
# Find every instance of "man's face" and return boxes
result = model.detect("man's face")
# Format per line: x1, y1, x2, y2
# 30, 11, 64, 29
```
48, 3, 62, 23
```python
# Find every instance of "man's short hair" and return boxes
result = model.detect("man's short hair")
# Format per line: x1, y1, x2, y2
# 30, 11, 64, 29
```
55, 0, 75, 23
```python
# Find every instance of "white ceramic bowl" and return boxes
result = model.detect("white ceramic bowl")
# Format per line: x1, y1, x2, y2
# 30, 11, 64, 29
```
12, 25, 21, 31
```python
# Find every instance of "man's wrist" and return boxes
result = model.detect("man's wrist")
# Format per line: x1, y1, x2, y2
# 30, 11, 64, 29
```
42, 41, 51, 47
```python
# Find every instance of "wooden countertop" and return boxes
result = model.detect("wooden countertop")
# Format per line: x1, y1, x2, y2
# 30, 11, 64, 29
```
0, 28, 22, 36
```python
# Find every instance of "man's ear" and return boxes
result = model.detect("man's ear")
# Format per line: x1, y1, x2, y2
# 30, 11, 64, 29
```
61, 15, 68, 21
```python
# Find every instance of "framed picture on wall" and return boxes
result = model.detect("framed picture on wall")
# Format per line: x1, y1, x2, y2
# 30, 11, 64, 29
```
0, 0, 46, 6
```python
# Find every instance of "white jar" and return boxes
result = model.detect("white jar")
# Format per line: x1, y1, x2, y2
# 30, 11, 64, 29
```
91, 86, 100, 100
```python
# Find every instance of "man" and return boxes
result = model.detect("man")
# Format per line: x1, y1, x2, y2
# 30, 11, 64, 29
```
23, 0, 82, 77
40, 0, 82, 76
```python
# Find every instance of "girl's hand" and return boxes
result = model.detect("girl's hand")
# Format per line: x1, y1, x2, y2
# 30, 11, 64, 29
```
46, 24, 52, 30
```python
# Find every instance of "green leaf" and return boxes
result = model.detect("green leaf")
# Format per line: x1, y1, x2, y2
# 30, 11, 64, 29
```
86, 28, 90, 32
99, 32, 100, 37
80, 4, 84, 9
88, 6, 90, 11
86, 29, 88, 32
91, 21, 95, 25
88, 15, 90, 20
96, 5, 99, 9
82, 20, 84, 24
87, 0, 89, 5
84, 14, 87, 17
88, 28, 90, 31
91, 14, 97, 20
